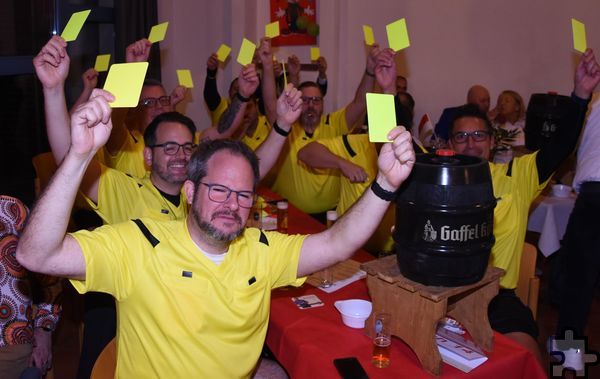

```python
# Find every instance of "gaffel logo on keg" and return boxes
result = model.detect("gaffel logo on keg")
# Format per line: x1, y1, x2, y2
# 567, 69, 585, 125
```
422, 220, 491, 242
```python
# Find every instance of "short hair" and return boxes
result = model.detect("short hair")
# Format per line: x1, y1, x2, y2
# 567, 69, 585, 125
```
298, 81, 322, 95
143, 78, 164, 89
187, 139, 260, 191
143, 112, 197, 147
449, 104, 493, 136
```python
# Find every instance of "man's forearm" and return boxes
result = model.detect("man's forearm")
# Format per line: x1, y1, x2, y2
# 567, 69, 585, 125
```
43, 87, 71, 165
297, 141, 345, 170
217, 95, 245, 134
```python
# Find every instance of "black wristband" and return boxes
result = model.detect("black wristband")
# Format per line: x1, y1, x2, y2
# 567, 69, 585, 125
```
236, 92, 251, 103
365, 70, 375, 77
370, 180, 396, 201
273, 122, 290, 137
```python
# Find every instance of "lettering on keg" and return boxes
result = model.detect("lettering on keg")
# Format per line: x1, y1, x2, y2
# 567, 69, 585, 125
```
423, 220, 437, 242
439, 223, 492, 242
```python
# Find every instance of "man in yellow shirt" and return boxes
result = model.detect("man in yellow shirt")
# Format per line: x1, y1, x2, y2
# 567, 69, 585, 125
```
17, 90, 416, 377
447, 48, 599, 364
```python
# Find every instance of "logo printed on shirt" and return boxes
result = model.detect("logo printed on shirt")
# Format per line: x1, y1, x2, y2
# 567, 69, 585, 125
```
182, 271, 193, 278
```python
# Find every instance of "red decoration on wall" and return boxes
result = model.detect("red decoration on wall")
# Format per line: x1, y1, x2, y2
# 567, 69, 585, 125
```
270, 0, 318, 46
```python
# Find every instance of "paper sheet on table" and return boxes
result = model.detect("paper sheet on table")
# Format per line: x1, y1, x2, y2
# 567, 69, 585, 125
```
94, 54, 110, 72
366, 93, 396, 142
310, 47, 320, 61
571, 18, 587, 53
148, 21, 169, 43
265, 21, 280, 38
216, 44, 231, 62
103, 62, 149, 108
177, 69, 194, 88
363, 25, 375, 45
61, 10, 91, 42
237, 38, 256, 66
386, 18, 410, 51
308, 260, 367, 293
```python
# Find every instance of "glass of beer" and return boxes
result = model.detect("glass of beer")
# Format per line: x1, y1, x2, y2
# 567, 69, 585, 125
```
320, 211, 338, 288
276, 201, 288, 233
371, 312, 392, 368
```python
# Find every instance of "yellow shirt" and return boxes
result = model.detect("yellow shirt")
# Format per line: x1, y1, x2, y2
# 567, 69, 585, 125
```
70, 221, 306, 378
270, 109, 349, 214
103, 130, 148, 178
84, 166, 187, 225
489, 152, 548, 289
210, 97, 230, 126
241, 115, 271, 151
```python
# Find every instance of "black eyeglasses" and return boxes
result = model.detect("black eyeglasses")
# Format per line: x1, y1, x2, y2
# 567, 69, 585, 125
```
141, 96, 171, 108
301, 96, 323, 105
150, 142, 197, 155
200, 183, 255, 209
451, 130, 491, 144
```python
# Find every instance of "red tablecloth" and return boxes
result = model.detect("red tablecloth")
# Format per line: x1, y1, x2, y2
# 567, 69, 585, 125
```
266, 280, 547, 379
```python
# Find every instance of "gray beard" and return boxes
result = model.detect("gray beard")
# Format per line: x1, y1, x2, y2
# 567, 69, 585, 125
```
194, 211, 243, 243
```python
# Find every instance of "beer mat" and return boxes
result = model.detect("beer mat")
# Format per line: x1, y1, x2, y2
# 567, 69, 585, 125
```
292, 294, 324, 309
307, 260, 367, 293
436, 326, 487, 373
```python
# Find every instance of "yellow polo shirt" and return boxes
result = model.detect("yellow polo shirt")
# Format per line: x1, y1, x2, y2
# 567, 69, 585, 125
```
70, 221, 306, 378
241, 115, 271, 151
103, 130, 148, 179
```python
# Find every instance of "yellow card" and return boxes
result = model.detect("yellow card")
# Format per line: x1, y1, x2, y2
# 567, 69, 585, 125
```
266, 21, 280, 38
386, 18, 410, 51
571, 18, 587, 53
310, 47, 320, 61
176, 69, 194, 88
237, 38, 256, 66
148, 21, 169, 43
216, 44, 231, 62
61, 10, 91, 42
103, 62, 149, 108
282, 59, 288, 87
366, 93, 396, 143
363, 25, 375, 45
94, 54, 111, 72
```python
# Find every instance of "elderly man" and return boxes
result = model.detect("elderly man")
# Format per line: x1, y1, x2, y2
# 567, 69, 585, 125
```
16, 88, 415, 377
446, 48, 599, 363
435, 84, 491, 142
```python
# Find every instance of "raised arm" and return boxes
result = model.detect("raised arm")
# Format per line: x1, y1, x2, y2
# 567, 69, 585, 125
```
298, 126, 415, 276
258, 37, 278, 125
316, 56, 328, 96
17, 90, 115, 279
69, 68, 98, 115
536, 48, 600, 183
256, 83, 303, 179
298, 140, 368, 183
33, 36, 71, 166
343, 44, 380, 130
203, 53, 223, 111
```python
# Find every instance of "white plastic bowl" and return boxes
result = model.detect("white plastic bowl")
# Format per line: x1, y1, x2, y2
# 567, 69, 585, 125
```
334, 299, 372, 328
552, 184, 572, 198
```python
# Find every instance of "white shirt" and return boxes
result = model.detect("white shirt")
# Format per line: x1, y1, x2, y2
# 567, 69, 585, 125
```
573, 97, 600, 192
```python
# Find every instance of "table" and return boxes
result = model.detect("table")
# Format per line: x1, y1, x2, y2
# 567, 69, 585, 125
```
266, 279, 547, 378
527, 194, 576, 256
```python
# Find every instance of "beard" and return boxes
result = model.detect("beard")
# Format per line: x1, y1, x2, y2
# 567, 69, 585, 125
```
192, 206, 244, 243
152, 158, 188, 186
300, 107, 319, 127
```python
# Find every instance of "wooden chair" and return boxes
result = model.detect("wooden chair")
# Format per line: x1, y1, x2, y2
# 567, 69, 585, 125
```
515, 242, 540, 319
90, 338, 116, 379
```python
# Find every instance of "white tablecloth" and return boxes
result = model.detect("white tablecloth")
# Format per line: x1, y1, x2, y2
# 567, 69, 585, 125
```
527, 194, 576, 256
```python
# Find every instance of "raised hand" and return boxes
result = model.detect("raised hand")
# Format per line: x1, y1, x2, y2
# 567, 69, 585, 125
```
82, 68, 99, 91
207, 53, 219, 72
574, 48, 600, 99
366, 43, 381, 77
238, 64, 259, 98
70, 89, 115, 159
170, 85, 187, 107
287, 54, 301, 76
125, 38, 152, 63
374, 48, 397, 94
33, 36, 69, 89
276, 83, 303, 127
376, 126, 415, 190
258, 37, 273, 67
317, 56, 328, 79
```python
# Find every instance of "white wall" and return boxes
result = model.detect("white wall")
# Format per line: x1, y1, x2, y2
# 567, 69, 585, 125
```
158, 0, 599, 131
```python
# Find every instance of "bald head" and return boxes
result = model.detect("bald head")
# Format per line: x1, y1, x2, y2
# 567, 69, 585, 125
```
466, 85, 490, 114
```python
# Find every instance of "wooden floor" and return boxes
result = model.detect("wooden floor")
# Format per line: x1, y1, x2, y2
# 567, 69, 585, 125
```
50, 234, 600, 378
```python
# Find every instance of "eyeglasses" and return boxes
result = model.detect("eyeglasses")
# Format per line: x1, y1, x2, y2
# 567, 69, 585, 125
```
200, 183, 255, 209
141, 96, 171, 108
451, 130, 491, 144
150, 142, 197, 155
301, 96, 323, 105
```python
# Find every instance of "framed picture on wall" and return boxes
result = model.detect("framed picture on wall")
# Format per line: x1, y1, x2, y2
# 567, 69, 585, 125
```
270, 0, 318, 46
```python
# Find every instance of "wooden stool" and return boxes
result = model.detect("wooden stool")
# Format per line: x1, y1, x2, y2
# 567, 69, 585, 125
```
361, 255, 504, 376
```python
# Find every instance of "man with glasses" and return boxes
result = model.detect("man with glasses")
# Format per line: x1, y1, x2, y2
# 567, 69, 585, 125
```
446, 48, 600, 364
17, 86, 416, 376
267, 44, 393, 218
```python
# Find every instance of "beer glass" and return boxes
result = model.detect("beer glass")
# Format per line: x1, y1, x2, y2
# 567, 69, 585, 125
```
371, 312, 392, 368
320, 211, 338, 288
276, 201, 288, 233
